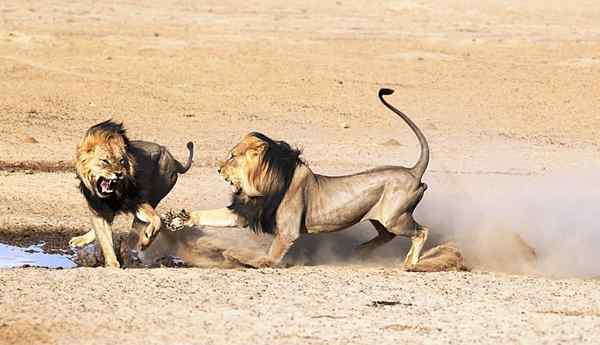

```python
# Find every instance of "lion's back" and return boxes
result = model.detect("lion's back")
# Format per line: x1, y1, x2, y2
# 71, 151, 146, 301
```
128, 140, 176, 204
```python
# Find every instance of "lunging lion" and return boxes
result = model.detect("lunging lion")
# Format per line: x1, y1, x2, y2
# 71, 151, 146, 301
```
70, 120, 194, 268
166, 88, 429, 268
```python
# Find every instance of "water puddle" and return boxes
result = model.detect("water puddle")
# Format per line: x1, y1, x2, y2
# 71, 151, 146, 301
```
0, 242, 76, 269
0, 229, 188, 269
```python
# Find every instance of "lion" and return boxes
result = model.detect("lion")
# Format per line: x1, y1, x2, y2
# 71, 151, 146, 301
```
165, 88, 429, 269
70, 120, 194, 268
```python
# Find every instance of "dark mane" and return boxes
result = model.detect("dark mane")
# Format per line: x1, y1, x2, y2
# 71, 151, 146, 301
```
78, 119, 139, 217
228, 132, 303, 234
79, 180, 140, 216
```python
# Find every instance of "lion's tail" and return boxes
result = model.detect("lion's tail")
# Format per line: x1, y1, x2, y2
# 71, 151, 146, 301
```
378, 88, 429, 180
176, 142, 194, 174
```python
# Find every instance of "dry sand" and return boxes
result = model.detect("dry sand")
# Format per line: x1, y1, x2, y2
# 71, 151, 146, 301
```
1, 0, 600, 344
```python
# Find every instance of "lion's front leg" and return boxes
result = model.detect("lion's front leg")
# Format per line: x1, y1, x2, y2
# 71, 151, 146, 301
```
190, 207, 246, 227
248, 216, 301, 268
135, 203, 162, 250
163, 207, 246, 231
90, 215, 119, 268
243, 198, 305, 268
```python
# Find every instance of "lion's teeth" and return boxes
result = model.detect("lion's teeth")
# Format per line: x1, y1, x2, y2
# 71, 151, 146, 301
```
100, 178, 116, 193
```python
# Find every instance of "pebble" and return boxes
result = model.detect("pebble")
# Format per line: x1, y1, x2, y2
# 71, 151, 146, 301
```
381, 139, 402, 146
23, 137, 38, 144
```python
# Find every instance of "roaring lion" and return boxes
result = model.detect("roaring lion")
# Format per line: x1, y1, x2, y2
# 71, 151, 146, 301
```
70, 120, 194, 268
166, 88, 429, 268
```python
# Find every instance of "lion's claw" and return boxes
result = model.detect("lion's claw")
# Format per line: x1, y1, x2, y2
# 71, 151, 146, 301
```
69, 237, 87, 248
161, 209, 191, 232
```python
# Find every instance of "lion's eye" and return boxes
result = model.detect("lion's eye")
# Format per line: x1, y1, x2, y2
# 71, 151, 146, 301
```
101, 159, 110, 165
228, 153, 234, 160
119, 158, 127, 165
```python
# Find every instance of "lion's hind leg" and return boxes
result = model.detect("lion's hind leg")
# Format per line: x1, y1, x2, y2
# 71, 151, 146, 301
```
386, 217, 429, 268
382, 184, 429, 268
354, 220, 396, 257
403, 224, 429, 267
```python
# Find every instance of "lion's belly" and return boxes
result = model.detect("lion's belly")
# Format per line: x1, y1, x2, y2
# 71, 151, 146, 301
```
304, 184, 384, 233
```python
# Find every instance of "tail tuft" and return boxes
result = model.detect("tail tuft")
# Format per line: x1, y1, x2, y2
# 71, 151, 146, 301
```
379, 88, 395, 97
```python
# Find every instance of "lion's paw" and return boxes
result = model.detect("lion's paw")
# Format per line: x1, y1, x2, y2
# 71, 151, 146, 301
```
161, 209, 190, 232
69, 237, 86, 248
69, 233, 93, 248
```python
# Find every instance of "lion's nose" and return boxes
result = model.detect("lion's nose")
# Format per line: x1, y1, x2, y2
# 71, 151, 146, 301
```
115, 172, 123, 179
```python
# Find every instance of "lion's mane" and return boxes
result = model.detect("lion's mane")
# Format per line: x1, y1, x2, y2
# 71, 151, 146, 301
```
75, 120, 140, 216
228, 132, 302, 234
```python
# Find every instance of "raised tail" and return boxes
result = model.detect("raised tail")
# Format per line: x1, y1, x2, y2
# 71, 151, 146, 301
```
378, 88, 429, 180
176, 142, 194, 173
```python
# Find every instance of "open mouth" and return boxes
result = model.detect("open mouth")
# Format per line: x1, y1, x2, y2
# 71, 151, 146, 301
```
96, 177, 117, 197
222, 177, 240, 193
228, 181, 240, 193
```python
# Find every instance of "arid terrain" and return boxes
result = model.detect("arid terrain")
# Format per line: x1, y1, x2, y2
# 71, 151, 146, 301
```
1, 0, 600, 344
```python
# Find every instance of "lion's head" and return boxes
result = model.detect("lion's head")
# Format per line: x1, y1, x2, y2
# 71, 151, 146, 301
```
220, 132, 301, 197
75, 120, 135, 200
222, 132, 302, 233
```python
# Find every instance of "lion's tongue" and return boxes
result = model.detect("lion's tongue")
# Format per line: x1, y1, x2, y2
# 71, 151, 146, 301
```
101, 179, 112, 192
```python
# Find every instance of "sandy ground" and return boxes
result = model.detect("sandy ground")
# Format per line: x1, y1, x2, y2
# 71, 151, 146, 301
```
1, 0, 600, 344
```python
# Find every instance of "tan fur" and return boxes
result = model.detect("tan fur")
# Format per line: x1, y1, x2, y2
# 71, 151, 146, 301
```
220, 134, 271, 197
75, 131, 134, 194
71, 120, 193, 268
186, 208, 246, 228
405, 243, 467, 272
166, 91, 432, 269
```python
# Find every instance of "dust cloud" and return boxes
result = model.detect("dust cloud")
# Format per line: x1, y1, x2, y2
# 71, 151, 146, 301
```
420, 172, 600, 277
285, 172, 600, 277
151, 172, 600, 277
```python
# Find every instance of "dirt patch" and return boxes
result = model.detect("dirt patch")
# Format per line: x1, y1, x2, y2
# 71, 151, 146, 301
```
382, 324, 436, 333
0, 160, 73, 173
0, 225, 83, 254
0, 320, 57, 345
0, 159, 220, 174
537, 309, 600, 317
